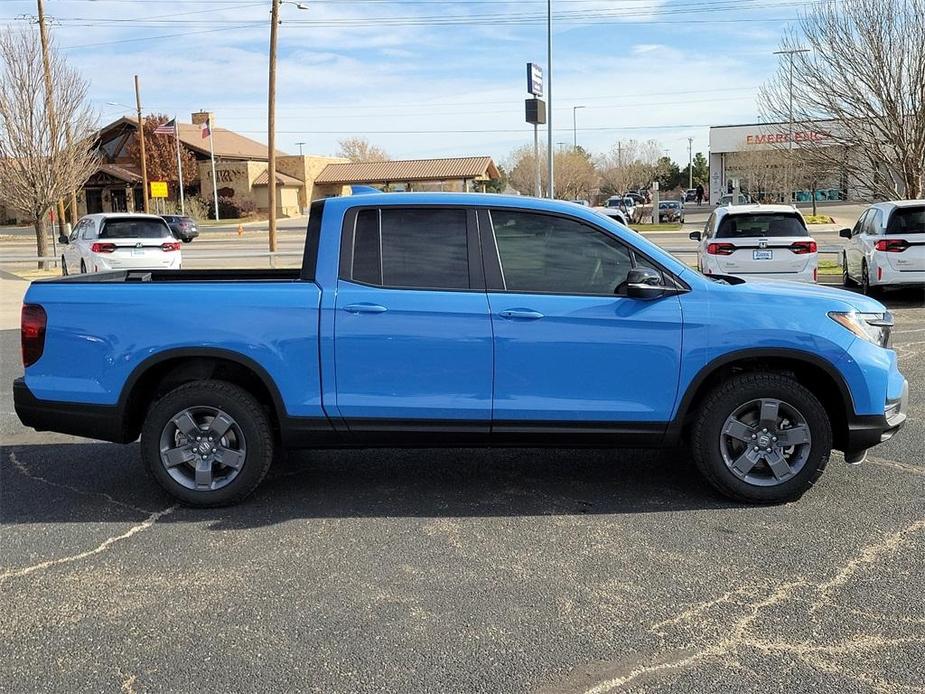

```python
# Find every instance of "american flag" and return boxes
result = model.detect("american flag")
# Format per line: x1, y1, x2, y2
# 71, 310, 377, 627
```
153, 118, 176, 135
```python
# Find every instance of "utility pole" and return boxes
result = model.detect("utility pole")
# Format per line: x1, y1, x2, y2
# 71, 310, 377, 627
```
546, 0, 554, 199
267, 0, 280, 253
687, 136, 694, 189
36, 0, 67, 238
134, 75, 149, 213
773, 47, 809, 203
296, 141, 306, 156
572, 105, 585, 150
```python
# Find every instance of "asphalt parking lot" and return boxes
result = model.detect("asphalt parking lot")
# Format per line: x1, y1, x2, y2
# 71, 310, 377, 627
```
1, 286, 923, 693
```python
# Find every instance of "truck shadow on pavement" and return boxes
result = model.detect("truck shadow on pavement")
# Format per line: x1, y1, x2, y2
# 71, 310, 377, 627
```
1, 442, 738, 528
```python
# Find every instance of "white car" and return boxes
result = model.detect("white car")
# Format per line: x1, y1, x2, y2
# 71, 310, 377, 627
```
690, 204, 818, 283
60, 213, 182, 275
840, 200, 925, 294
593, 206, 629, 226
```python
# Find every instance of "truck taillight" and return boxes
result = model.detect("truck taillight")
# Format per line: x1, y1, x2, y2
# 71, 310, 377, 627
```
161, 242, 181, 252
707, 242, 736, 255
789, 241, 817, 254
874, 239, 908, 252
91, 242, 116, 253
21, 304, 47, 367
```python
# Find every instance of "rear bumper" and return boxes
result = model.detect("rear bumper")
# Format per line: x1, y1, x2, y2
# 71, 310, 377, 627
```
13, 378, 131, 443
844, 379, 908, 453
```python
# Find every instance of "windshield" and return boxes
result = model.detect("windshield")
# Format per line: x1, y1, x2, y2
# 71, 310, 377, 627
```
99, 218, 171, 239
716, 213, 808, 239
660, 202, 678, 209
886, 206, 925, 234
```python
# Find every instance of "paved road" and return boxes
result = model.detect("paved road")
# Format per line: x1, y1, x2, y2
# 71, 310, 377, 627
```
1, 285, 923, 692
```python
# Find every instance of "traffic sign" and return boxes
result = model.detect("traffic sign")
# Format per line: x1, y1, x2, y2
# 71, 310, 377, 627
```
150, 181, 168, 198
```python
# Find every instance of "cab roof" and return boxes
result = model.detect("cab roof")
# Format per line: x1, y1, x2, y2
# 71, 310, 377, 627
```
716, 203, 802, 218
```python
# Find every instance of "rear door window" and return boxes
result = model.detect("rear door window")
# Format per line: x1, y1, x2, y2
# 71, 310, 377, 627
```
349, 208, 470, 290
715, 214, 808, 239
886, 206, 925, 234
99, 218, 171, 239
864, 209, 883, 235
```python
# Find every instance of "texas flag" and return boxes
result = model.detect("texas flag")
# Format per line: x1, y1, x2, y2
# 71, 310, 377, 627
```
200, 117, 211, 139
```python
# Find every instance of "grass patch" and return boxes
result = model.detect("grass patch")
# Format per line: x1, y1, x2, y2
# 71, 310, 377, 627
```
804, 214, 835, 224
818, 259, 841, 275
629, 223, 683, 232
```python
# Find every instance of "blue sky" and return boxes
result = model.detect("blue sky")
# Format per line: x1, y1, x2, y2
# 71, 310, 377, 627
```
2, 0, 801, 166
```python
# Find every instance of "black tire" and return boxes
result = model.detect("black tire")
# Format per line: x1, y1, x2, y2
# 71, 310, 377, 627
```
141, 380, 275, 507
79, 259, 87, 274
691, 373, 832, 504
181, 238, 191, 243
861, 261, 879, 296
841, 254, 854, 287
61, 256, 68, 276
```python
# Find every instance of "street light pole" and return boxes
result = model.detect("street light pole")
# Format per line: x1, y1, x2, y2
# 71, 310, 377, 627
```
267, 0, 308, 254
296, 141, 306, 155
572, 105, 585, 149
773, 47, 809, 203
688, 136, 693, 189
267, 0, 280, 253
546, 0, 554, 198
134, 75, 149, 214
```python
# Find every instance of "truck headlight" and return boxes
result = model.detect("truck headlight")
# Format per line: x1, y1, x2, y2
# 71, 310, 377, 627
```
828, 311, 893, 348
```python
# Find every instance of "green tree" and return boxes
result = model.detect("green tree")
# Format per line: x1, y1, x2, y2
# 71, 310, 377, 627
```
680, 152, 709, 188
654, 156, 681, 191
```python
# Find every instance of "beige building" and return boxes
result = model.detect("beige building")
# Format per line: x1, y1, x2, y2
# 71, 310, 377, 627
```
2, 113, 500, 223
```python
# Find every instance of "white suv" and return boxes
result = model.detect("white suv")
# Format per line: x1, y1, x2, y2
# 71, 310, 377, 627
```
60, 213, 182, 275
690, 204, 818, 283
840, 200, 925, 294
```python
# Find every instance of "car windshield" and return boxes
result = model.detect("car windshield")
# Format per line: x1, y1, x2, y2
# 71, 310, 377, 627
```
716, 213, 808, 238
886, 206, 925, 234
99, 218, 171, 239
660, 202, 678, 209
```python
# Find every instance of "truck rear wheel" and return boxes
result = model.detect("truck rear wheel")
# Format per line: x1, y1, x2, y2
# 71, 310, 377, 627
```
140, 380, 274, 507
691, 373, 832, 504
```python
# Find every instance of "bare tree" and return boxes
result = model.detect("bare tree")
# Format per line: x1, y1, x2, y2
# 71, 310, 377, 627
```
0, 28, 98, 268
758, 0, 925, 200
506, 144, 597, 199
336, 136, 390, 163
597, 139, 661, 198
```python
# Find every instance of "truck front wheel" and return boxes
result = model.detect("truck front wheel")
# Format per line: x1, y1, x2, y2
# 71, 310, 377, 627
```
140, 380, 274, 507
691, 373, 832, 504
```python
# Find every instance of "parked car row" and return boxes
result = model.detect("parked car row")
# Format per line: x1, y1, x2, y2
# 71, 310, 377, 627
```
690, 199, 924, 291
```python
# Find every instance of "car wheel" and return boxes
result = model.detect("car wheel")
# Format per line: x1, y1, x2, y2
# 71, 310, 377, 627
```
61, 256, 68, 276
79, 259, 87, 274
861, 261, 879, 296
691, 373, 832, 504
841, 254, 854, 287
181, 238, 191, 243
140, 380, 275, 507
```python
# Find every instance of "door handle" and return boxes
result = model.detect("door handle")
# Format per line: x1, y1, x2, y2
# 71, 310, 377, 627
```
499, 309, 544, 320
344, 303, 388, 314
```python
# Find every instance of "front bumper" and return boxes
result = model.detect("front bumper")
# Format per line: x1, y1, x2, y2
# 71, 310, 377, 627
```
844, 379, 908, 454
13, 378, 130, 443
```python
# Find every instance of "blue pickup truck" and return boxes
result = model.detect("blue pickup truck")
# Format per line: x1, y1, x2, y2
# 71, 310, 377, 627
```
15, 193, 908, 506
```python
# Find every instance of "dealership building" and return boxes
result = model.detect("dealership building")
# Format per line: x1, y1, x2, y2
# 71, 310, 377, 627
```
708, 121, 857, 203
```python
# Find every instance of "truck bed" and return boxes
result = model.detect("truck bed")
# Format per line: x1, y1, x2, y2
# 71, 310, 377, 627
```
37, 268, 304, 283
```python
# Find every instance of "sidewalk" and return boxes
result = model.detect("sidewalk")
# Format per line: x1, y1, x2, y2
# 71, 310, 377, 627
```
0, 276, 29, 330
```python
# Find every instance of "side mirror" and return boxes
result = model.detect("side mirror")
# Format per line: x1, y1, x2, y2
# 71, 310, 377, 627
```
626, 267, 668, 299
839, 228, 852, 239
58, 234, 68, 244
689, 231, 701, 241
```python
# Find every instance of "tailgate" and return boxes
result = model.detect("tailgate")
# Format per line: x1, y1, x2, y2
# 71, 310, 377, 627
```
714, 237, 813, 274
882, 236, 925, 272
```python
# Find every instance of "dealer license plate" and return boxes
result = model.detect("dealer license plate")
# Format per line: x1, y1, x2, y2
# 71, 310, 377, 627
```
132, 247, 145, 256
753, 249, 773, 260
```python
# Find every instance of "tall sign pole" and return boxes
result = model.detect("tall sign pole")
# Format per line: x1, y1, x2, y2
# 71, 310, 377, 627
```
688, 137, 694, 189
134, 75, 149, 214
267, 0, 280, 252
526, 63, 544, 197
546, 0, 554, 198
773, 47, 809, 203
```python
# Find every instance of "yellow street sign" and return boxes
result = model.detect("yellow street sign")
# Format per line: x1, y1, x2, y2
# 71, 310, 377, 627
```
150, 181, 168, 198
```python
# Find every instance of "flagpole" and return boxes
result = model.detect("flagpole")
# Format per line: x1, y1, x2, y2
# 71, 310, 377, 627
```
207, 116, 219, 222
174, 116, 185, 215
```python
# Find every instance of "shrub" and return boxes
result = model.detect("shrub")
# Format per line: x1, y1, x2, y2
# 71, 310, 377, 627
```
237, 199, 257, 218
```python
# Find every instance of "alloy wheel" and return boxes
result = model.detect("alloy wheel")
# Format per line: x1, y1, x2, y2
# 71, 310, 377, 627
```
158, 406, 247, 491
719, 398, 812, 487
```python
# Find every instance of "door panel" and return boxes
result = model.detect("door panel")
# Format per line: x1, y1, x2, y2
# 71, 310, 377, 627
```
334, 281, 493, 421
484, 208, 683, 424
489, 292, 683, 422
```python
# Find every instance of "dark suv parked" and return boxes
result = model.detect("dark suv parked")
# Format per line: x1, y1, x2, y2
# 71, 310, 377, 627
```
161, 215, 199, 243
